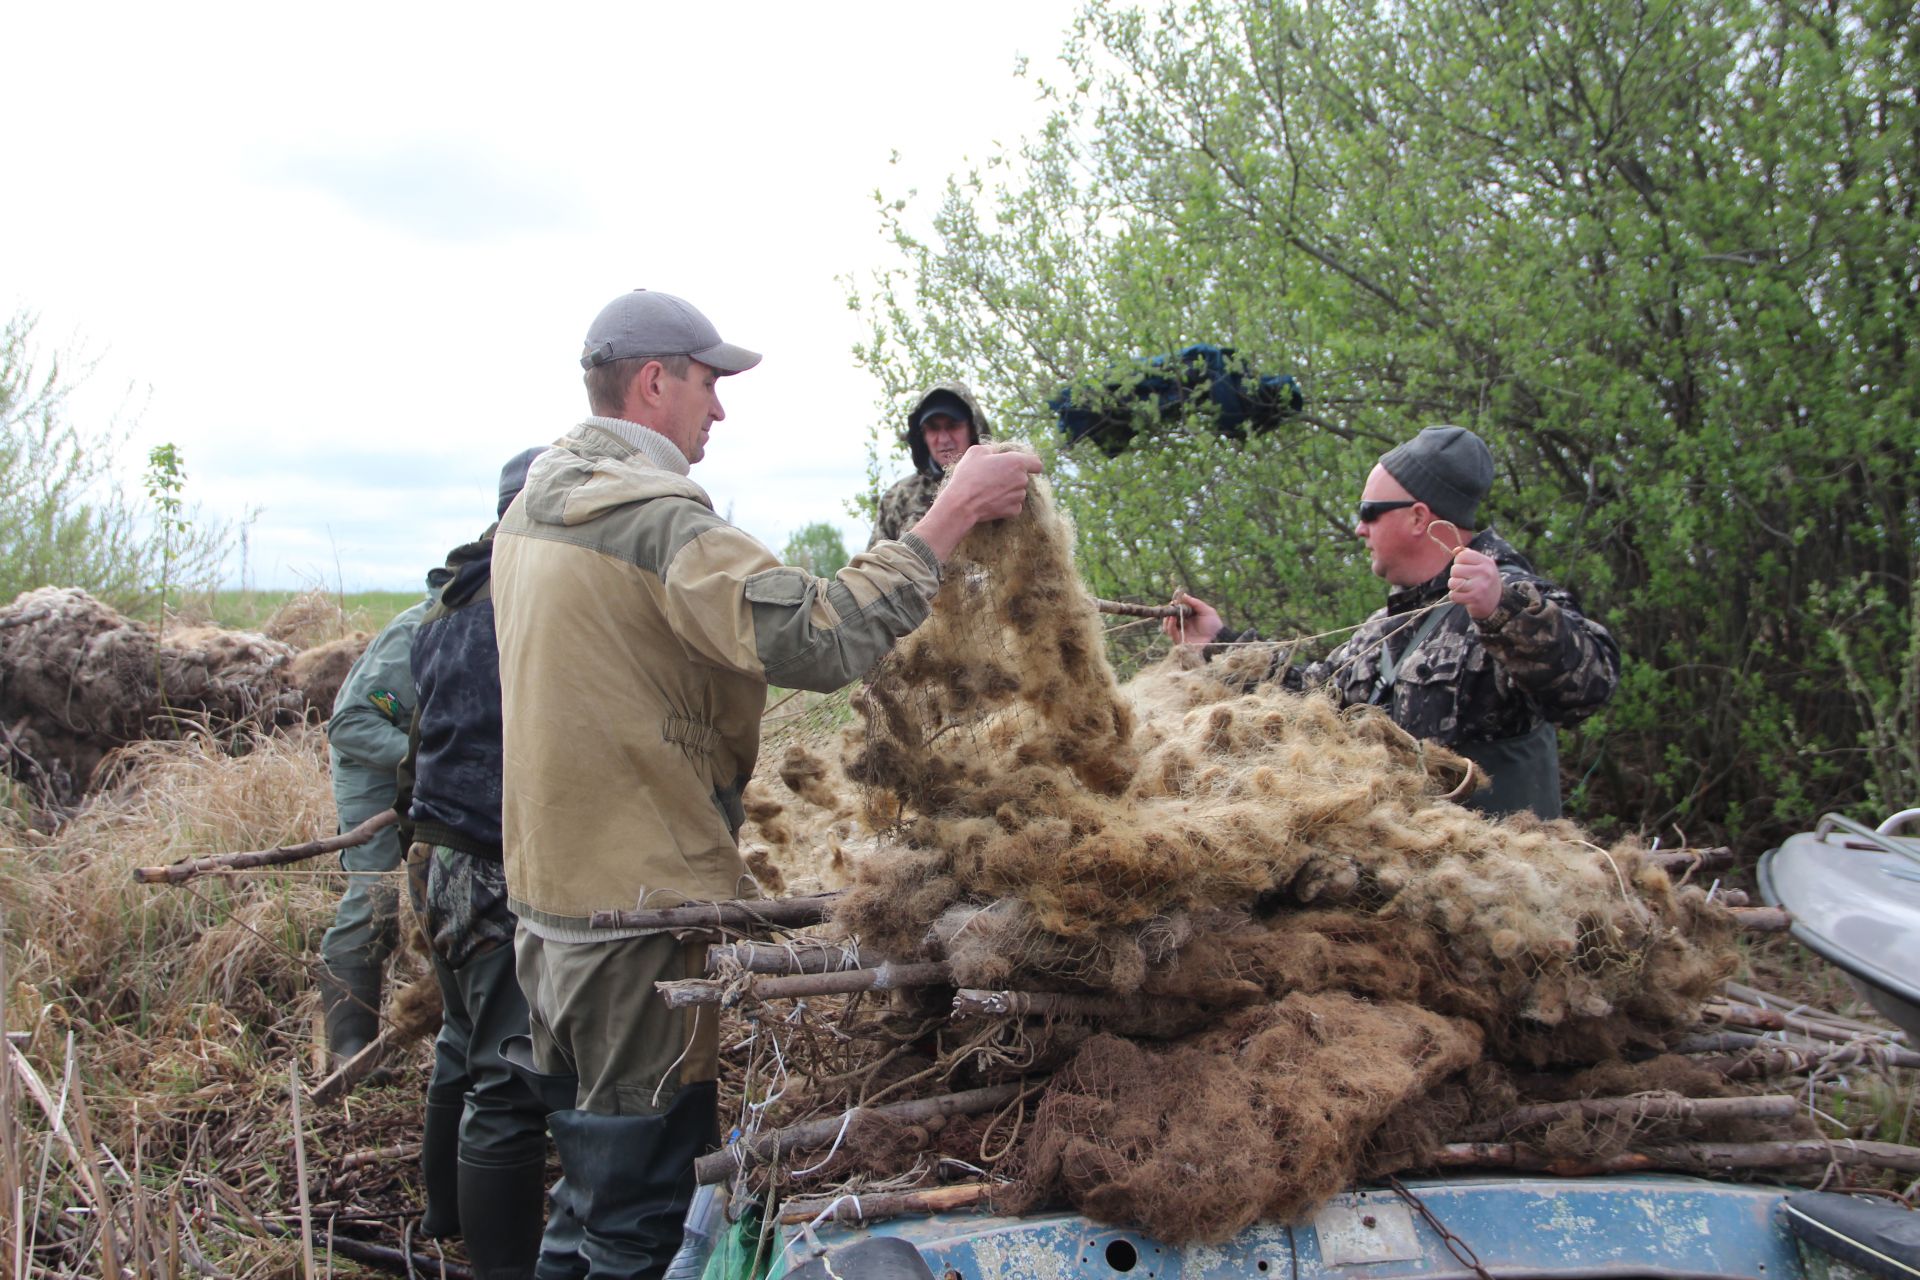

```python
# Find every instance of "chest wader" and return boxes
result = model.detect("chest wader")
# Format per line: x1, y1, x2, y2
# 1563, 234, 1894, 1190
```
1455, 720, 1562, 819
1372, 606, 1563, 820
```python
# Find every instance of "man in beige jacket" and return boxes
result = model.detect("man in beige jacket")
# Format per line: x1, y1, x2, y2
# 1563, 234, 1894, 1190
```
493, 289, 1039, 1280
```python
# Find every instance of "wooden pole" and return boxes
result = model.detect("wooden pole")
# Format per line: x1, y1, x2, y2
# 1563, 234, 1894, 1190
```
590, 892, 841, 933
1674, 1033, 1920, 1074
1721, 981, 1909, 1041
132, 809, 399, 884
660, 961, 952, 1009
1461, 1094, 1800, 1141
1645, 847, 1734, 876
1728, 906, 1792, 933
1094, 598, 1192, 620
1702, 999, 1789, 1032
694, 1083, 1025, 1184
706, 940, 869, 976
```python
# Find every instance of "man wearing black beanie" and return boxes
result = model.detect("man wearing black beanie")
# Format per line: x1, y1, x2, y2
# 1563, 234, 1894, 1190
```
1166, 425, 1620, 819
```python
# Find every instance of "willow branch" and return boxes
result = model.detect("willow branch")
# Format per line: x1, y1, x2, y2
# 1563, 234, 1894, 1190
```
132, 809, 398, 884
659, 961, 953, 1009
590, 892, 841, 933
694, 1083, 1025, 1184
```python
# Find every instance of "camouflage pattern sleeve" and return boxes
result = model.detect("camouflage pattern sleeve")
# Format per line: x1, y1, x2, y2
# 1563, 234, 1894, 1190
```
1476, 577, 1621, 726
867, 473, 941, 549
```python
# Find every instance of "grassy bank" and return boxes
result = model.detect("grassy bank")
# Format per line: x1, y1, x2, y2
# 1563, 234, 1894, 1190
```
203, 589, 421, 635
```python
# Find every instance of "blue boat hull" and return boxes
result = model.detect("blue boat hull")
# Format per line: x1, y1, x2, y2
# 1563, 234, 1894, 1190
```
774, 1176, 1807, 1280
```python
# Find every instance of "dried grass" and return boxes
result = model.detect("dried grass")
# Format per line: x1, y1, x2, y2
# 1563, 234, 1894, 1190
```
0, 728, 440, 1277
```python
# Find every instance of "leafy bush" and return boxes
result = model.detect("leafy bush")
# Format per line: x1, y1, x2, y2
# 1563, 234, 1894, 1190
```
1, 311, 226, 613
783, 520, 851, 578
853, 0, 1918, 849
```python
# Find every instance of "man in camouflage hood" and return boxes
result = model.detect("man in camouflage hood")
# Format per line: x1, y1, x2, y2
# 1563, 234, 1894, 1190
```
868, 381, 992, 547
1165, 425, 1620, 819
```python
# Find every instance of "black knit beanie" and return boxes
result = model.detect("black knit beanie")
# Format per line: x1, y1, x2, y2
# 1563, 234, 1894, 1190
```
1378, 425, 1494, 528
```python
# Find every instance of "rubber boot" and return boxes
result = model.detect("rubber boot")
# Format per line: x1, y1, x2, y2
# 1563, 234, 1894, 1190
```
501, 1036, 588, 1280
458, 1156, 549, 1280
420, 1093, 464, 1239
536, 1177, 589, 1280
545, 1082, 718, 1280
319, 959, 383, 1066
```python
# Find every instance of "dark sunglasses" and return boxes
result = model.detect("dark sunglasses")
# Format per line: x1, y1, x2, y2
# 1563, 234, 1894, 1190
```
1357, 500, 1418, 524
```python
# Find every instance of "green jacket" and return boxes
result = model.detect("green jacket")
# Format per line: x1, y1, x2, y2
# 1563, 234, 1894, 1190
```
494, 420, 944, 931
327, 597, 431, 831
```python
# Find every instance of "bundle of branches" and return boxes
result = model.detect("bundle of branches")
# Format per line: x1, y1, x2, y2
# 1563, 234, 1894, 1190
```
0, 586, 312, 805
658, 466, 1918, 1244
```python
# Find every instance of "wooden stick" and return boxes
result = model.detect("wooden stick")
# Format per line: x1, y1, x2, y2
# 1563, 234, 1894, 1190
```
1093, 598, 1192, 620
659, 961, 952, 1009
706, 939, 869, 976
1728, 906, 1792, 932
289, 1063, 316, 1280
590, 891, 841, 933
1645, 847, 1733, 875
1712, 1001, 1901, 1046
308, 1004, 440, 1106
951, 988, 1203, 1021
693, 1083, 1024, 1184
1722, 981, 1910, 1041
132, 809, 398, 884
336, 1143, 420, 1174
318, 1233, 474, 1280
254, 1217, 475, 1280
1430, 1137, 1920, 1176
1703, 999, 1789, 1031
1461, 1094, 1800, 1141
1675, 1033, 1920, 1073
778, 1182, 997, 1225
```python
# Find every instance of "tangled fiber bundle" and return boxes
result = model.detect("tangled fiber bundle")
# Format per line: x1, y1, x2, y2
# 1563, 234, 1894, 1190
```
285, 631, 373, 719
0, 587, 311, 802
788, 470, 1745, 1239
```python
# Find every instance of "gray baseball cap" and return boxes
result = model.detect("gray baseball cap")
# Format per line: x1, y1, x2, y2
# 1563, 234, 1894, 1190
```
579, 290, 762, 374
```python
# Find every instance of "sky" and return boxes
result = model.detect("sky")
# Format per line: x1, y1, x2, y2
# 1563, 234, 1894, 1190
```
1, 2, 1082, 591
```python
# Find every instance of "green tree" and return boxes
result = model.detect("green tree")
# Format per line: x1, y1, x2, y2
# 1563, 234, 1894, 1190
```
854, 0, 1918, 847
782, 521, 851, 578
1, 312, 227, 612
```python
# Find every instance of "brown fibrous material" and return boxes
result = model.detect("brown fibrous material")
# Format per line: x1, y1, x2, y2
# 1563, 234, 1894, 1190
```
776, 463, 1751, 1239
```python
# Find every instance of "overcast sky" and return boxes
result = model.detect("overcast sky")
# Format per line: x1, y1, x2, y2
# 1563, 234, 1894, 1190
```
2, 2, 1081, 592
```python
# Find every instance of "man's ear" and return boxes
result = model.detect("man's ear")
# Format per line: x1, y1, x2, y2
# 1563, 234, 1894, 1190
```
624, 360, 665, 414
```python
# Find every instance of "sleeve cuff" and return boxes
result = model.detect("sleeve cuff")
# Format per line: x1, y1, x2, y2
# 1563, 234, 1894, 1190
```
1479, 581, 1541, 633
899, 532, 944, 581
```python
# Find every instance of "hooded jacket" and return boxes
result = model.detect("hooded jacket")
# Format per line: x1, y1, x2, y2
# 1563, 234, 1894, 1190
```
868, 382, 993, 548
407, 534, 506, 858
493, 421, 943, 931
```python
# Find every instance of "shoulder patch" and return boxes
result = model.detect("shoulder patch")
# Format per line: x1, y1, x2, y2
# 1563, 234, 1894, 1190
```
368, 688, 404, 721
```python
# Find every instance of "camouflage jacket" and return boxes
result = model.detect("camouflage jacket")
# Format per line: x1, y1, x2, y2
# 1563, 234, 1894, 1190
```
867, 381, 992, 548
868, 471, 942, 548
1212, 529, 1620, 747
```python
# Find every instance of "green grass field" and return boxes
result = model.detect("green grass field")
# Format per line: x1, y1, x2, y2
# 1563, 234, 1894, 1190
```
203, 588, 422, 634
